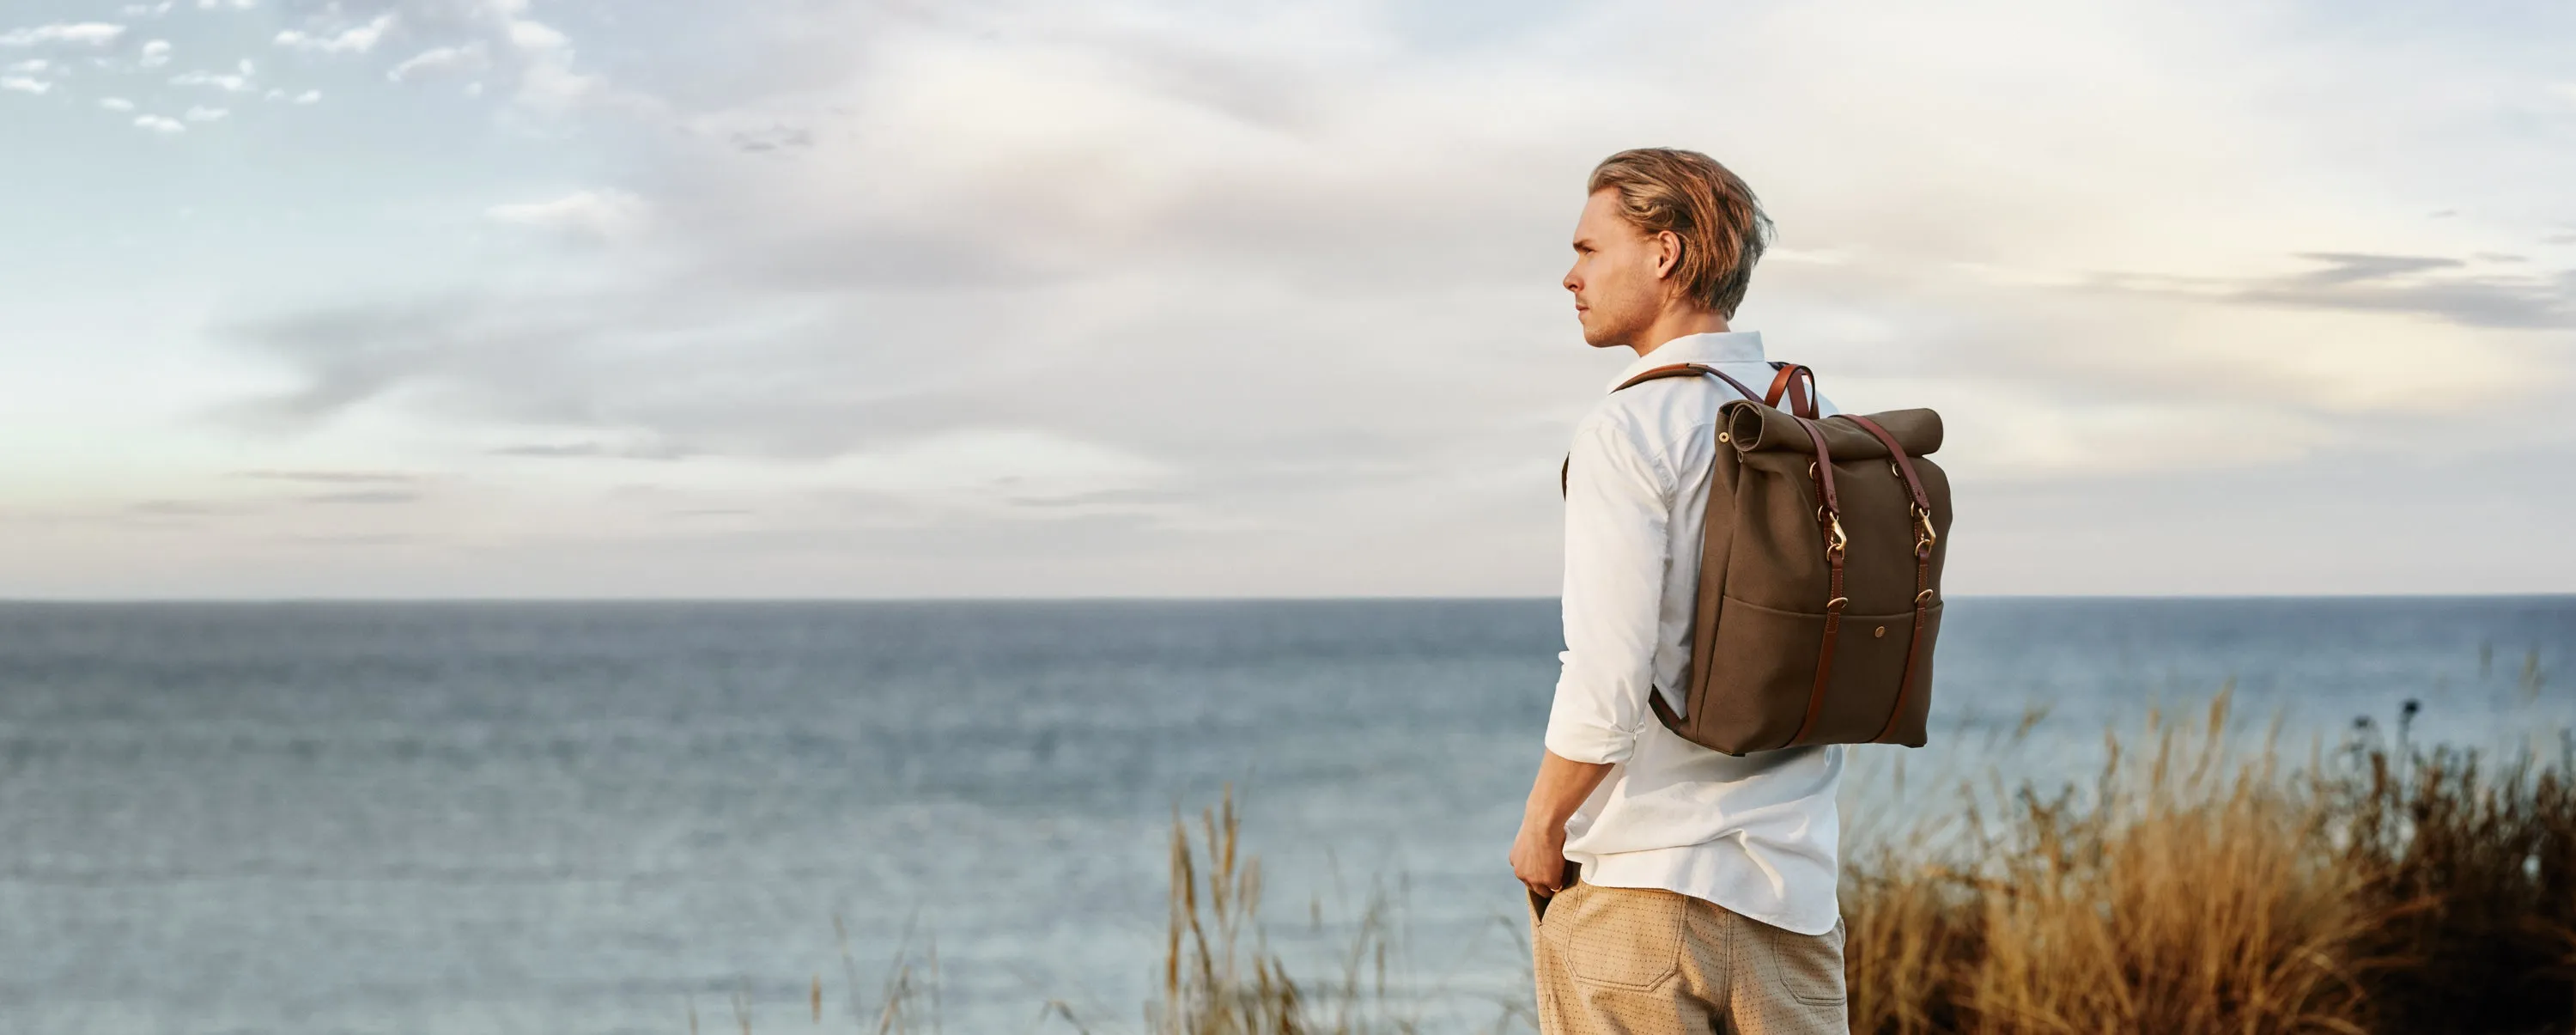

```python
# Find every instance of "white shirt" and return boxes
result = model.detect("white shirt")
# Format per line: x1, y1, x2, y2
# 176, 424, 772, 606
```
1545, 330, 1844, 936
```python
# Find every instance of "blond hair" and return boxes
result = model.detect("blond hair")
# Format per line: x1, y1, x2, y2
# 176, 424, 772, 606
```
1586, 148, 1773, 318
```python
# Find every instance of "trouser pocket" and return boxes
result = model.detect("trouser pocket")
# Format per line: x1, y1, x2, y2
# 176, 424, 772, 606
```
1527, 860, 1578, 926
1546, 881, 1685, 991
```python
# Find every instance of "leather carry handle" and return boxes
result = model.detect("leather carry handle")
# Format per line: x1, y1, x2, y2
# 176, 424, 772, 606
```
1766, 362, 1820, 419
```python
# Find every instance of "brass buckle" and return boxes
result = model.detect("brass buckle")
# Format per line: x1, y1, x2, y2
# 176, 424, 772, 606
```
1827, 514, 1849, 557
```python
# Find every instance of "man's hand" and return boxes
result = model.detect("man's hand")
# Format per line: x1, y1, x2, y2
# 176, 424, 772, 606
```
1511, 749, 1615, 897
1510, 815, 1572, 897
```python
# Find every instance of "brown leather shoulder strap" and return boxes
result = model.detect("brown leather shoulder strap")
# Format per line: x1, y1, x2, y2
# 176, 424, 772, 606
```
1570, 363, 1773, 499
1614, 363, 1707, 391
1613, 362, 1767, 404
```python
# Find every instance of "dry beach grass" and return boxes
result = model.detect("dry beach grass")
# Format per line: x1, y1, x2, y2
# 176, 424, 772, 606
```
1844, 691, 2576, 1035
735, 690, 2576, 1033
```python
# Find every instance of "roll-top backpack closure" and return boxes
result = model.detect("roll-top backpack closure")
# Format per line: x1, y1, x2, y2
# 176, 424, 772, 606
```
1722, 402, 1942, 459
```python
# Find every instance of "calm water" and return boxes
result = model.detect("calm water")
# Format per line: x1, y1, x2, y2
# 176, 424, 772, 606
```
2, 598, 2570, 1034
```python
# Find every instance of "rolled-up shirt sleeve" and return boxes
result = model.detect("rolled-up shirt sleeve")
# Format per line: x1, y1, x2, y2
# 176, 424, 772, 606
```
1544, 410, 1674, 766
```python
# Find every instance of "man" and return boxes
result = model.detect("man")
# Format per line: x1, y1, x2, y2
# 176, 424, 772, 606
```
1510, 148, 1848, 1033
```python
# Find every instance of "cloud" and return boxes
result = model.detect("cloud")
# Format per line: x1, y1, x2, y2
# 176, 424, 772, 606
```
99, 96, 134, 111
2091, 252, 2576, 331
491, 440, 689, 460
132, 113, 184, 133
386, 42, 485, 82
198, 0, 257, 9
139, 39, 169, 66
129, 499, 249, 518
507, 19, 565, 52
172, 0, 2576, 595
833, 429, 1176, 514
229, 3, 2576, 479
184, 105, 227, 121
0, 23, 127, 47
484, 190, 648, 244
171, 69, 251, 92
274, 13, 394, 55
234, 469, 417, 484
303, 490, 420, 504
7, 58, 46, 73
358, 0, 602, 111
0, 76, 47, 94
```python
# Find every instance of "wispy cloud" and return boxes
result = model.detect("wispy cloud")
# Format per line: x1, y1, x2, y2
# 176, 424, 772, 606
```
303, 490, 420, 505
232, 470, 418, 484
130, 499, 236, 516
0, 23, 127, 47
171, 68, 252, 92
386, 42, 485, 82
274, 14, 395, 55
484, 190, 647, 245
2092, 252, 2576, 331
491, 440, 690, 460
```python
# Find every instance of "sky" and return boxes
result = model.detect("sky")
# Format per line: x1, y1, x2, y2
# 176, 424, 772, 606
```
3, 0, 2573, 599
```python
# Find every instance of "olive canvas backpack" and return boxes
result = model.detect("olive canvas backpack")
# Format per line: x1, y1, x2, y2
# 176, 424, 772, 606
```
1561, 362, 1952, 755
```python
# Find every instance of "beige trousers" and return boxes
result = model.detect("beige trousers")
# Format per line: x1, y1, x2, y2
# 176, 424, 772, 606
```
1529, 875, 1848, 1034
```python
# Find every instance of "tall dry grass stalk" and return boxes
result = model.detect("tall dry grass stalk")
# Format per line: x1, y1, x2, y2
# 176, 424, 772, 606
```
1846, 690, 2576, 1035
1152, 786, 1419, 1034
1850, 691, 2380, 1033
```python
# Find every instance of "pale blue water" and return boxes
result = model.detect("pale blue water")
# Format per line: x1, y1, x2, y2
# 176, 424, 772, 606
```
1, 598, 2569, 1034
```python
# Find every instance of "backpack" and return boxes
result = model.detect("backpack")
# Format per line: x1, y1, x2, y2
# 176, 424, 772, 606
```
1561, 362, 1952, 754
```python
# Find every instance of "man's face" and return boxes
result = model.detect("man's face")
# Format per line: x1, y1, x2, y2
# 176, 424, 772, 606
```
1563, 188, 1668, 349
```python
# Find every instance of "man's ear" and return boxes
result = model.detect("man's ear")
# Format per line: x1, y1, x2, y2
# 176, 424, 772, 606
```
1654, 230, 1684, 279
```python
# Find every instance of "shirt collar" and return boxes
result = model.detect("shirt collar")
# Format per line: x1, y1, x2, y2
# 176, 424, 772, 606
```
1606, 330, 1766, 392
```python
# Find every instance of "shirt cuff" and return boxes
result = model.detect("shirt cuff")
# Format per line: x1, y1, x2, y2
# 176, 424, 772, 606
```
1544, 712, 1637, 766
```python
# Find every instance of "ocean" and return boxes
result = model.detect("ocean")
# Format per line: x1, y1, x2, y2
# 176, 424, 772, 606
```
2, 597, 2570, 1034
